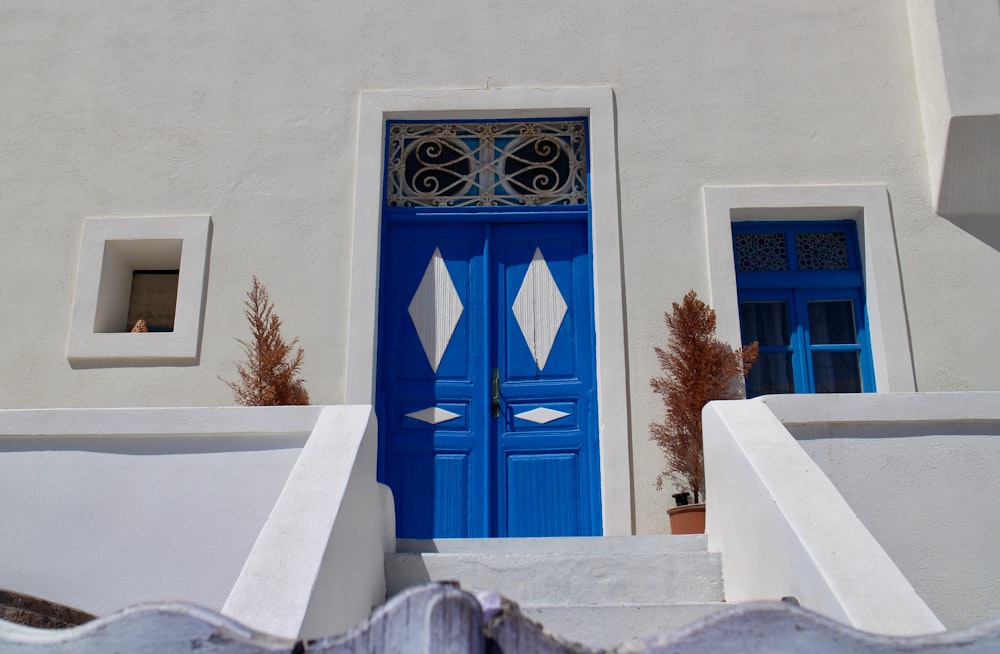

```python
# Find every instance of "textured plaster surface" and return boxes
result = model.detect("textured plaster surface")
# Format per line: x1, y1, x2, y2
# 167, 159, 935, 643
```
2, 2, 1000, 535
784, 397, 1000, 630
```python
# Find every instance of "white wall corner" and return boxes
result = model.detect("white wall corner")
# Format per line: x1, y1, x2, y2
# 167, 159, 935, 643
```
67, 216, 212, 366
906, 0, 1000, 218
345, 87, 634, 535
703, 185, 915, 392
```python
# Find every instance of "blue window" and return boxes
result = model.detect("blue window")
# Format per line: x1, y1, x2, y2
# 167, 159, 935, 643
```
733, 221, 875, 397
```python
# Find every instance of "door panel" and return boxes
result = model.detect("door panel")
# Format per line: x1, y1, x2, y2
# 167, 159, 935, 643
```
377, 217, 599, 538
493, 223, 598, 537
390, 452, 469, 538
505, 453, 582, 537
378, 224, 488, 538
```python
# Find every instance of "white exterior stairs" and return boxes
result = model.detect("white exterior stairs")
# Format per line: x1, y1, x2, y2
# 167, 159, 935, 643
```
384, 534, 727, 648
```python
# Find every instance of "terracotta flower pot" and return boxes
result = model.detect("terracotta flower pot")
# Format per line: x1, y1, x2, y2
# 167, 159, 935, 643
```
667, 503, 705, 534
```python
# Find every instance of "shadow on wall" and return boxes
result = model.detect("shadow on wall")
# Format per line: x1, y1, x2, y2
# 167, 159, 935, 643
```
946, 214, 1000, 253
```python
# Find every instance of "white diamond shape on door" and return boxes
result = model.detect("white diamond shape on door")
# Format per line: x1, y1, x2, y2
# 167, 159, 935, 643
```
514, 407, 570, 424
405, 406, 461, 424
408, 247, 464, 373
512, 247, 567, 370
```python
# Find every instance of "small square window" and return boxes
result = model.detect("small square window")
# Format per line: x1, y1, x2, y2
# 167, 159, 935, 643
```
68, 216, 211, 365
127, 271, 180, 332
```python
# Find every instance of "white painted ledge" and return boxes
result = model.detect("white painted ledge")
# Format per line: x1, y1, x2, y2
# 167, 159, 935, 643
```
760, 390, 1000, 425
0, 405, 323, 437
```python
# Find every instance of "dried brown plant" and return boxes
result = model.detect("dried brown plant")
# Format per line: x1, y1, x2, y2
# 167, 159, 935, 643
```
221, 276, 310, 406
650, 290, 758, 503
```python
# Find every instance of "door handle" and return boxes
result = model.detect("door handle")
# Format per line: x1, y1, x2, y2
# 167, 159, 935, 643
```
491, 368, 500, 418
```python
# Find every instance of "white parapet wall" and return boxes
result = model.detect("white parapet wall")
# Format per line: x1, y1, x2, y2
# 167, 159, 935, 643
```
703, 396, 945, 636
0, 405, 393, 641
764, 393, 1000, 631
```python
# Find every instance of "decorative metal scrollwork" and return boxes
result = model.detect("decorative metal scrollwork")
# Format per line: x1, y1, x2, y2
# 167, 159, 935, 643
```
386, 120, 588, 207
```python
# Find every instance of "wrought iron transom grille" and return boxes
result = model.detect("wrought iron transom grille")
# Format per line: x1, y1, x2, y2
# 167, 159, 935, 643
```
385, 120, 588, 207
734, 231, 851, 272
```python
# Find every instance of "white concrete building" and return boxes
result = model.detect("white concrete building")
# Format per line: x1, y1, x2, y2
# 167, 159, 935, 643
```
0, 0, 998, 644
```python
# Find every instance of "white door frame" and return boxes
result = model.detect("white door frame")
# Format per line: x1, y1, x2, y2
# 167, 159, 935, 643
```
345, 87, 633, 535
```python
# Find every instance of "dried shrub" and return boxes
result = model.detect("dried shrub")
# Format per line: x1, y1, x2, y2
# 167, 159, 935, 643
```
221, 276, 309, 406
650, 290, 757, 503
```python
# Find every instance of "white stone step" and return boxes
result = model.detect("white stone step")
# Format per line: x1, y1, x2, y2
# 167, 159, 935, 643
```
385, 542, 723, 606
395, 534, 709, 554
522, 602, 728, 648
384, 536, 727, 647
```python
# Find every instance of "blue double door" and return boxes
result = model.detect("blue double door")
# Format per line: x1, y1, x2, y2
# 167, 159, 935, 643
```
376, 212, 601, 538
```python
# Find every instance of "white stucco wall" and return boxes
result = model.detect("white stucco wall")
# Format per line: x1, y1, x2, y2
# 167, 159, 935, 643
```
3, 1, 1000, 534
0, 408, 317, 615
791, 410, 1000, 629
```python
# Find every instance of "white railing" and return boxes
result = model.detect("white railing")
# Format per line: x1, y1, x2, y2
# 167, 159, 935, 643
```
703, 395, 945, 636
223, 405, 395, 639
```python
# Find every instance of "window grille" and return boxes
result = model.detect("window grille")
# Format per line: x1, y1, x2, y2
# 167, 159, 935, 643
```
385, 120, 587, 207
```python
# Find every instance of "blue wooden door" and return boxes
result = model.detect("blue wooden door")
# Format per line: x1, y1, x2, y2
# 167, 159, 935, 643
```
377, 215, 600, 538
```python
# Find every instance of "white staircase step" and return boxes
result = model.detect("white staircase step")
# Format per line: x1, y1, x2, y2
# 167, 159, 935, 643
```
521, 602, 728, 648
384, 535, 728, 646
395, 534, 709, 554
385, 549, 723, 605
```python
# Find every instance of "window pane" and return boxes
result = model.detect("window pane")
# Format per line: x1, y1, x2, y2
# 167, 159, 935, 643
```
734, 233, 788, 272
808, 300, 858, 344
746, 352, 795, 397
812, 351, 862, 393
127, 271, 179, 332
794, 232, 849, 270
740, 301, 790, 346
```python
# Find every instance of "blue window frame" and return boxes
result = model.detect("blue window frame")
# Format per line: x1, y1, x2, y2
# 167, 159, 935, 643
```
733, 221, 875, 397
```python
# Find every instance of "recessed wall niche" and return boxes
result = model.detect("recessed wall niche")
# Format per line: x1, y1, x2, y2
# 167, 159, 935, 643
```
94, 240, 182, 334
68, 217, 211, 365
